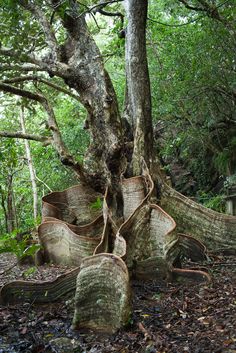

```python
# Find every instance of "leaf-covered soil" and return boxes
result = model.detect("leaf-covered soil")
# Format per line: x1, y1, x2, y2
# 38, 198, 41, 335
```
0, 253, 235, 353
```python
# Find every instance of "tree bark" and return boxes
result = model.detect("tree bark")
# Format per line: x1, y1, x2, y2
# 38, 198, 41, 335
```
6, 174, 15, 233
0, 82, 85, 181
53, 4, 124, 189
19, 105, 38, 221
0, 187, 8, 232
124, 0, 153, 175
160, 182, 236, 250
0, 131, 52, 144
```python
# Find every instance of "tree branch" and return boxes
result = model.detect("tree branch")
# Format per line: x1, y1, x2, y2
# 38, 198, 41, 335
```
0, 65, 46, 73
0, 131, 52, 145
0, 47, 43, 67
0, 48, 70, 78
3, 76, 80, 101
18, 0, 58, 60
0, 82, 45, 103
178, 0, 204, 12
148, 16, 203, 27
95, 5, 124, 25
178, 0, 232, 27
0, 81, 86, 182
40, 99, 86, 182
77, 0, 124, 19
197, 0, 226, 22
35, 175, 52, 192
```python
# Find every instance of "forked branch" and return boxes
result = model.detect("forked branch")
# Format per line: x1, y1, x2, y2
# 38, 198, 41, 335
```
18, 0, 58, 59
178, 0, 232, 27
0, 82, 85, 182
0, 131, 52, 145
3, 76, 80, 101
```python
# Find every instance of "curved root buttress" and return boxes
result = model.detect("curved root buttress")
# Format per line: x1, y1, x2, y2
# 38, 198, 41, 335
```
1, 167, 235, 333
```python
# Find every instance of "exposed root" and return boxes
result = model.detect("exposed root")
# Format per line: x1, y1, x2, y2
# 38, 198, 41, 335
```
1, 167, 234, 332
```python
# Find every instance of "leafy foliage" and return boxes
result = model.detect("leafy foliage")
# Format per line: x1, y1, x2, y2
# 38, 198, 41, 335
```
196, 192, 226, 213
90, 197, 103, 210
0, 231, 40, 260
148, 0, 236, 196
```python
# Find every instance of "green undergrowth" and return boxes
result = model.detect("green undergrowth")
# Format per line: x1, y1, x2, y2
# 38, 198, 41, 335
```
0, 230, 41, 261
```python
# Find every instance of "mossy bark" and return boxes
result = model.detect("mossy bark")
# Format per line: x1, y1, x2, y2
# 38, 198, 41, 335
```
161, 184, 236, 250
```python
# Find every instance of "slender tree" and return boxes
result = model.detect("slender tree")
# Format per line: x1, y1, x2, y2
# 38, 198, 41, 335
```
19, 104, 38, 221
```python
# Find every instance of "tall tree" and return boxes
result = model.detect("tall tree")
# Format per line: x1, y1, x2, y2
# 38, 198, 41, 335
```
0, 0, 235, 333
19, 104, 38, 221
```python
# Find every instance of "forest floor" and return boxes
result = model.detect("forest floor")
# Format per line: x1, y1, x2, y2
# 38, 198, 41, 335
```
0, 253, 235, 353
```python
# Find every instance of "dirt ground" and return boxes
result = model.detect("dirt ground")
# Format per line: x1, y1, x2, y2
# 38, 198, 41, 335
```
0, 253, 235, 353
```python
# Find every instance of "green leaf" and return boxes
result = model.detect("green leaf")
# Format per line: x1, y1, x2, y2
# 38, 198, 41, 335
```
90, 197, 102, 210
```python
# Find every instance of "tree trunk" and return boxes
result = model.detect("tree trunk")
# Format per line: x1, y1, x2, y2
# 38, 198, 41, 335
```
0, 187, 8, 232
50, 1, 124, 189
6, 174, 15, 233
19, 105, 38, 221
124, 0, 153, 175
0, 0, 236, 336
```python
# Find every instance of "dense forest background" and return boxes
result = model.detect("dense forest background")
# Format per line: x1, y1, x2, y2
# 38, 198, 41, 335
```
0, 0, 235, 236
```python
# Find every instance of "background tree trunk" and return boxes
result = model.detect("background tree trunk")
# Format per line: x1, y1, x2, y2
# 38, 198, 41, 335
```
0, 187, 8, 232
6, 174, 15, 233
19, 105, 38, 221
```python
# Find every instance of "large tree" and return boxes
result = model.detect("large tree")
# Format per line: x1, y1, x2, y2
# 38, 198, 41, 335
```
0, 0, 235, 333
